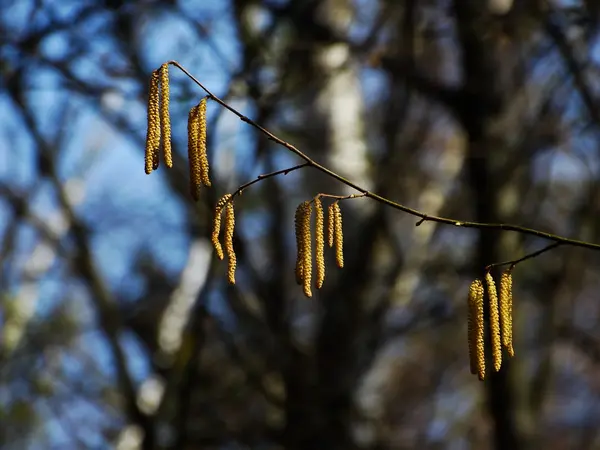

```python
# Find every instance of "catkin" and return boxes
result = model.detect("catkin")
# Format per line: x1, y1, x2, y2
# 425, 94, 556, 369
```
212, 194, 232, 260
334, 203, 344, 269
301, 201, 313, 298
499, 269, 514, 357
486, 272, 502, 372
187, 105, 202, 200
197, 97, 211, 187
225, 202, 236, 284
145, 70, 161, 174
327, 203, 335, 248
468, 279, 485, 380
314, 197, 325, 289
159, 63, 173, 169
474, 279, 486, 381
294, 203, 304, 285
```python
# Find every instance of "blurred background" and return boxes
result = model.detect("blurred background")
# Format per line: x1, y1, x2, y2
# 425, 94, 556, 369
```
2, 0, 600, 449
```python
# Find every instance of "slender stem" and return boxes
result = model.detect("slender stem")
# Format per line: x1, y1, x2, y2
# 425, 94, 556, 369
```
168, 60, 600, 253
317, 193, 367, 201
486, 242, 562, 271
232, 163, 309, 197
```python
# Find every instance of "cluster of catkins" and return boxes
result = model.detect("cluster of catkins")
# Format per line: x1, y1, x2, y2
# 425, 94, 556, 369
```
145, 65, 522, 376
143, 64, 348, 294
144, 63, 211, 200
467, 270, 514, 381
144, 64, 234, 280
295, 197, 344, 298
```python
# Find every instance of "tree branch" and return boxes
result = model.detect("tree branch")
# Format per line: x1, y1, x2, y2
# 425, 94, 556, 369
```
165, 61, 600, 261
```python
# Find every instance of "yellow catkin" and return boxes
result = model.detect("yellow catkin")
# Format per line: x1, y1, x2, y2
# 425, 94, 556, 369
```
467, 279, 481, 375
294, 203, 304, 285
486, 272, 502, 372
225, 202, 236, 285
301, 201, 313, 298
159, 63, 173, 169
314, 197, 325, 289
499, 269, 514, 357
327, 203, 335, 248
197, 97, 211, 187
474, 279, 485, 381
334, 203, 344, 269
187, 105, 202, 200
212, 194, 231, 260
145, 70, 160, 174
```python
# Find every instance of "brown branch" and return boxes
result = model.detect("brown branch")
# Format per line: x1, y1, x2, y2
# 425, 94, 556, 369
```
485, 242, 563, 271
166, 61, 600, 257
232, 163, 309, 197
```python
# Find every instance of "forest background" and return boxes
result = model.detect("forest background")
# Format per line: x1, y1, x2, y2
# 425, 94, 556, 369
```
2, 1, 600, 449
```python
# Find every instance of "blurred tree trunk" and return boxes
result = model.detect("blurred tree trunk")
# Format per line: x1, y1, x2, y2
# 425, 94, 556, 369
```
453, 2, 523, 448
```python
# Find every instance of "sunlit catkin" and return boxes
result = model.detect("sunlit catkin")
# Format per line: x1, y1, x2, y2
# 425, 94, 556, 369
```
467, 280, 477, 375
486, 272, 502, 372
159, 63, 173, 168
334, 203, 344, 269
468, 279, 485, 379
499, 269, 514, 357
294, 203, 304, 285
475, 279, 485, 380
197, 97, 211, 187
212, 194, 231, 260
187, 105, 202, 200
225, 202, 236, 284
301, 201, 313, 298
327, 203, 335, 248
145, 70, 160, 174
314, 197, 325, 289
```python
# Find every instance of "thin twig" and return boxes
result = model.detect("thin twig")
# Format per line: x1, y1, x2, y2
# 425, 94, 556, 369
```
167, 60, 600, 253
232, 163, 309, 197
317, 193, 368, 201
486, 242, 563, 271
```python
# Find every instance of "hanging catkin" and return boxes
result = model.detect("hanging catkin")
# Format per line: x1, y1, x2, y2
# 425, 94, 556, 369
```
197, 97, 211, 187
300, 201, 312, 298
468, 279, 485, 380
486, 272, 502, 372
187, 105, 202, 200
314, 197, 325, 289
159, 63, 173, 168
145, 70, 160, 174
212, 194, 232, 260
499, 269, 514, 357
334, 202, 344, 268
225, 202, 236, 284
327, 203, 335, 248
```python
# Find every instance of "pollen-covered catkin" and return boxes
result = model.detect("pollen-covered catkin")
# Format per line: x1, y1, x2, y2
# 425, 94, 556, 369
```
225, 202, 236, 285
486, 272, 502, 372
187, 105, 202, 200
159, 63, 173, 168
145, 70, 160, 174
301, 201, 313, 298
212, 194, 232, 260
197, 97, 211, 187
499, 269, 514, 357
188, 106, 202, 201
327, 203, 335, 248
467, 279, 479, 375
294, 203, 304, 285
334, 203, 344, 269
314, 197, 325, 289
474, 279, 485, 381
